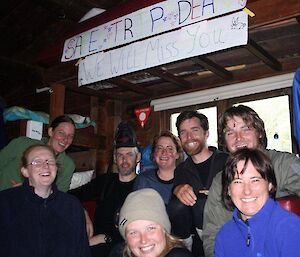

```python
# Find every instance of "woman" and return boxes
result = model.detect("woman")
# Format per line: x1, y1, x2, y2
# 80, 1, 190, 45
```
215, 148, 300, 257
134, 131, 183, 205
0, 144, 90, 257
0, 115, 75, 192
118, 188, 194, 257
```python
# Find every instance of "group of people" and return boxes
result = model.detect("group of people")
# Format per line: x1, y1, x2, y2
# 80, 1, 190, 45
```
0, 104, 300, 257
0, 116, 90, 257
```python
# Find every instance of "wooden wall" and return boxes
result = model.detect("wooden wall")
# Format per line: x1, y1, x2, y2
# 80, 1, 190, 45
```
3, 81, 167, 175
119, 101, 167, 149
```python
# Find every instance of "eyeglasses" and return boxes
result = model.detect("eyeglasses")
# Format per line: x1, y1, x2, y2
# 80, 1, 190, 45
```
27, 159, 56, 168
155, 146, 176, 153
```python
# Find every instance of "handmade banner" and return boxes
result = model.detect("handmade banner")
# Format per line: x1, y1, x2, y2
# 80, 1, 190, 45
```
62, 0, 247, 62
78, 11, 248, 86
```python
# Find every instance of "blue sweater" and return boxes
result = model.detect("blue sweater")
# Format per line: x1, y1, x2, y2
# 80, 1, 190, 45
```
215, 197, 300, 257
134, 169, 174, 205
0, 180, 90, 257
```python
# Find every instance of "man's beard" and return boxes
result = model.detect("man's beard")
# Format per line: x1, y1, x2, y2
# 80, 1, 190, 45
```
183, 139, 206, 156
118, 166, 135, 177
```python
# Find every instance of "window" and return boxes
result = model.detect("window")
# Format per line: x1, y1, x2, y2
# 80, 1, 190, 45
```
169, 93, 292, 152
235, 95, 292, 152
162, 74, 294, 153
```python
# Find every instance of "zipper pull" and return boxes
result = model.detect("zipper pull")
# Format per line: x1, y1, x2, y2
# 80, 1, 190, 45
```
245, 219, 251, 247
246, 233, 251, 247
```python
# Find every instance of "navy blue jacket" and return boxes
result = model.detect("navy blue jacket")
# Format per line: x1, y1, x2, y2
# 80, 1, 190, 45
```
0, 180, 90, 257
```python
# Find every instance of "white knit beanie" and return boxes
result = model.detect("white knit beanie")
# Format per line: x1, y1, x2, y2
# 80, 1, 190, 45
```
118, 188, 171, 238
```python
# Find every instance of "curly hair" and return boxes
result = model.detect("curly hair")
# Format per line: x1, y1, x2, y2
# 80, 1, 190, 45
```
218, 105, 267, 152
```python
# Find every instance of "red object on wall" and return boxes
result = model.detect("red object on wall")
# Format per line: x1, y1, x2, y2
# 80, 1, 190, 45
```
135, 107, 152, 128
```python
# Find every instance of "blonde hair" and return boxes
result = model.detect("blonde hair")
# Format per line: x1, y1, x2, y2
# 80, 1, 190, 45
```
123, 231, 185, 257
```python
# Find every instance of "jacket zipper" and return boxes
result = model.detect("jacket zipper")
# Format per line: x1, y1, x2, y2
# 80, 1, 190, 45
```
245, 219, 251, 247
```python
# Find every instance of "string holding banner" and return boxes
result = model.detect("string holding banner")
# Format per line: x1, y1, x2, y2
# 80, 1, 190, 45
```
135, 107, 152, 128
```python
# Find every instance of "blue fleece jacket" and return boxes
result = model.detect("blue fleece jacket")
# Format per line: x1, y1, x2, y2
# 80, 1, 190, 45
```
215, 197, 300, 257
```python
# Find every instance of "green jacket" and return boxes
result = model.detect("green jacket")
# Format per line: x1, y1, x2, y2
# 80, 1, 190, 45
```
202, 149, 300, 257
0, 136, 75, 192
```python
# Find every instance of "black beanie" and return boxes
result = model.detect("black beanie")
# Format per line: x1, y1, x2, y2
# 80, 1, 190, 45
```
114, 122, 138, 149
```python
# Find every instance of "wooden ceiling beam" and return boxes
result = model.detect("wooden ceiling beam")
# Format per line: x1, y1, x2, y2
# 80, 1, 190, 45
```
46, 74, 129, 100
248, 0, 300, 29
245, 38, 282, 71
191, 56, 233, 80
109, 78, 153, 96
148, 67, 192, 89
65, 82, 129, 100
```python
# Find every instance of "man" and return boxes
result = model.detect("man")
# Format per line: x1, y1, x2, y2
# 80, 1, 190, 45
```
167, 110, 228, 256
202, 105, 300, 257
69, 122, 141, 257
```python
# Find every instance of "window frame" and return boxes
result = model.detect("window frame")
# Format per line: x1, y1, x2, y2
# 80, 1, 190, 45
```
161, 87, 296, 153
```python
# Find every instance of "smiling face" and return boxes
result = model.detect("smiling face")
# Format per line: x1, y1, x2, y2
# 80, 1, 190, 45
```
228, 159, 272, 220
126, 220, 166, 257
115, 147, 140, 180
178, 117, 208, 156
47, 122, 75, 154
224, 116, 261, 153
153, 136, 179, 170
21, 146, 57, 190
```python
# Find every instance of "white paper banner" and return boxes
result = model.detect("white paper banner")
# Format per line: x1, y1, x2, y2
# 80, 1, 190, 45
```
78, 11, 248, 86
62, 0, 247, 62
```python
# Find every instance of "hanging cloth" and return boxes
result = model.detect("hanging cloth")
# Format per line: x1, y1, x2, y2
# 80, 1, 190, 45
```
292, 67, 300, 151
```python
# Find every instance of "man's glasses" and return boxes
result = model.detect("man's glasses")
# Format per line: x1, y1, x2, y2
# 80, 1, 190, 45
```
27, 159, 56, 168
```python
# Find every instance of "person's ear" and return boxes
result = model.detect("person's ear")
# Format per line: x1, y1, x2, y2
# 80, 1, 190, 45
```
48, 127, 53, 137
228, 187, 231, 197
136, 152, 141, 163
205, 130, 209, 140
268, 182, 273, 192
113, 151, 117, 164
21, 167, 29, 178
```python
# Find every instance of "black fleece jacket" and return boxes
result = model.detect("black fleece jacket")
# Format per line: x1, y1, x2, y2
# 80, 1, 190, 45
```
0, 180, 90, 257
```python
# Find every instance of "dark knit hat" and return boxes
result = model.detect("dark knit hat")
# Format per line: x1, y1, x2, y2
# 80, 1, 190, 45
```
114, 121, 138, 149
118, 188, 171, 238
